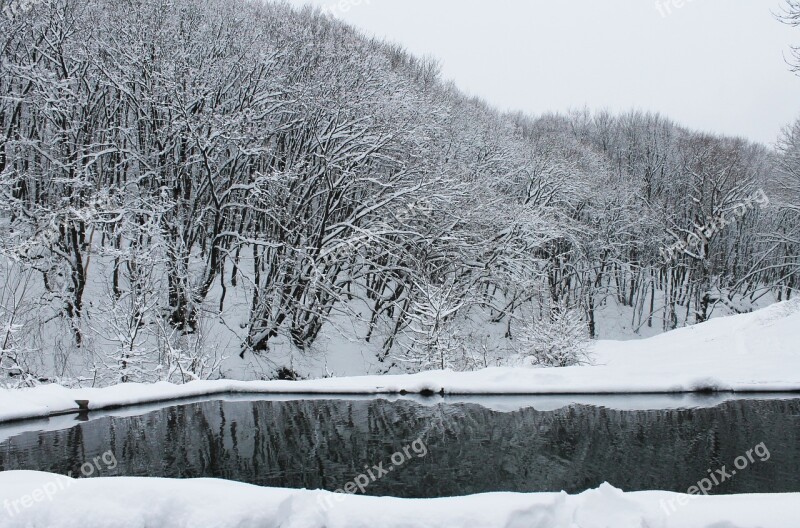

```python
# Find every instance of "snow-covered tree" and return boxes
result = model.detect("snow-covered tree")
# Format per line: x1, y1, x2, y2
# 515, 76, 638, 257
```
514, 302, 592, 368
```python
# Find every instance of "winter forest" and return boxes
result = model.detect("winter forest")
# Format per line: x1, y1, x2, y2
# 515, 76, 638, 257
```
1, 0, 799, 387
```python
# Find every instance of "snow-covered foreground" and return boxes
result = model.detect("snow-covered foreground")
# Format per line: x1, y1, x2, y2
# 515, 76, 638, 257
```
1, 299, 798, 424
0, 471, 796, 528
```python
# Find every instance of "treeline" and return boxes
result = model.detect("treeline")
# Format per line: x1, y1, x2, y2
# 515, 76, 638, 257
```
0, 0, 797, 385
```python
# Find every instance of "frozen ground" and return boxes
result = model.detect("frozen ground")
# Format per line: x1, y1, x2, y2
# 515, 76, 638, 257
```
0, 471, 797, 528
0, 299, 798, 424
219, 288, 782, 380
3, 248, 780, 384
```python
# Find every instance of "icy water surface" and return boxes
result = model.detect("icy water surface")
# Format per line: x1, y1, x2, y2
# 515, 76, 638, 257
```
1, 396, 799, 498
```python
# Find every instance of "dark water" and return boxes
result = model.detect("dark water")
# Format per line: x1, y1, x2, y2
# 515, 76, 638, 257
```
1, 397, 799, 498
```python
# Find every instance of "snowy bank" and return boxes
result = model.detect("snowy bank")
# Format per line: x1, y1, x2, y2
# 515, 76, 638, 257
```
1, 300, 798, 424
0, 471, 797, 528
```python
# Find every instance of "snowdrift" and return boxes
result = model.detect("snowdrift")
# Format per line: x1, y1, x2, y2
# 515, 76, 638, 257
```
0, 472, 797, 528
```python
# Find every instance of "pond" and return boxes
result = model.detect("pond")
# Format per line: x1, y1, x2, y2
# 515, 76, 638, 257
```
1, 396, 799, 498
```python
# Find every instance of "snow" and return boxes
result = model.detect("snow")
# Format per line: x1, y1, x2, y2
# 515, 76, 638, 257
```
0, 472, 797, 528
1, 300, 798, 527
0, 299, 798, 425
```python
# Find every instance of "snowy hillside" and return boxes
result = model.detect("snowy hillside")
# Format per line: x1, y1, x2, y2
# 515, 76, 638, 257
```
1, 0, 799, 389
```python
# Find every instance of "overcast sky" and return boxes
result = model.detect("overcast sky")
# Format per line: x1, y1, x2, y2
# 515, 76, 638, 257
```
283, 0, 800, 146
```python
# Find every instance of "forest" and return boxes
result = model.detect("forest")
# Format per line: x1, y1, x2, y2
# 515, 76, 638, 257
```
0, 0, 798, 386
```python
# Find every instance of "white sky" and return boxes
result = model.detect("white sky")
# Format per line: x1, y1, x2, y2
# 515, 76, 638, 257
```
282, 0, 800, 146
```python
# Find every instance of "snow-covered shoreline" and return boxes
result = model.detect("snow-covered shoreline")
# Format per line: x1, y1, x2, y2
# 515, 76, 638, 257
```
1, 300, 798, 424
0, 471, 797, 528
1, 301, 798, 527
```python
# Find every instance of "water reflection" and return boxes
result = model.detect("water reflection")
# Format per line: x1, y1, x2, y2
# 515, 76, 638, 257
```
1, 398, 799, 498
